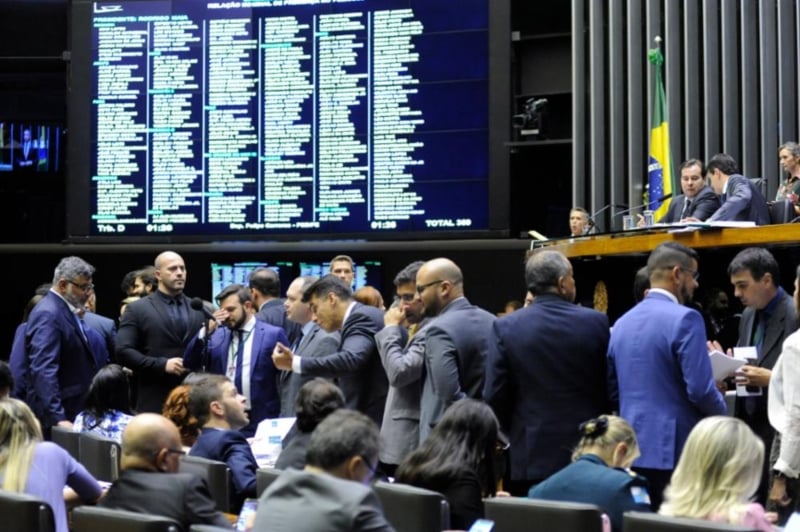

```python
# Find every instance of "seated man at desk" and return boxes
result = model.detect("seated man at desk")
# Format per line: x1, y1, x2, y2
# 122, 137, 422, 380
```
659, 158, 720, 223
569, 207, 591, 236
690, 153, 770, 225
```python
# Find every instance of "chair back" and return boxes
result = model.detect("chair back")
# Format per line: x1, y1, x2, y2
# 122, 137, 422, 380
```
374, 481, 450, 532
749, 177, 767, 197
256, 467, 281, 496
189, 526, 237, 532
0, 489, 55, 532
78, 432, 121, 482
72, 506, 181, 532
178, 455, 233, 513
484, 497, 604, 532
51, 426, 80, 460
768, 199, 794, 224
623, 511, 759, 531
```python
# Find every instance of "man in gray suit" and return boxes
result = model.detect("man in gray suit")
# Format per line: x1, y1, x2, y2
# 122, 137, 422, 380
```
711, 247, 797, 505
254, 409, 394, 531
417, 258, 495, 442
278, 276, 340, 417
375, 260, 428, 474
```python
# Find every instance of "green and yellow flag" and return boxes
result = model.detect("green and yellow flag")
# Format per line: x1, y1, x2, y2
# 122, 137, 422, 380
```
647, 45, 673, 219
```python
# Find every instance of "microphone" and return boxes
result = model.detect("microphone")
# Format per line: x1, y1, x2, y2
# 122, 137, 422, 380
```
190, 297, 218, 323
586, 203, 629, 233
612, 193, 673, 218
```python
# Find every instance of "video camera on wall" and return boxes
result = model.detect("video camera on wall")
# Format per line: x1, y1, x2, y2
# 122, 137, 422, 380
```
512, 97, 548, 139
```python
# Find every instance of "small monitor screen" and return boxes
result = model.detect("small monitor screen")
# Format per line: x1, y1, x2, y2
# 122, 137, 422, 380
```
0, 122, 63, 173
210, 261, 293, 301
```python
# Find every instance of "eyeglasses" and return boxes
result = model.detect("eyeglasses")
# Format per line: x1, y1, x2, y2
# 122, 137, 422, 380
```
166, 448, 186, 456
360, 455, 380, 482
68, 280, 95, 291
681, 267, 700, 281
416, 280, 444, 294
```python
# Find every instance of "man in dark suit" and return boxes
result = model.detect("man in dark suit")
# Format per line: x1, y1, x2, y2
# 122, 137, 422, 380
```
608, 242, 726, 510
249, 266, 301, 345
272, 275, 388, 425
82, 291, 117, 362
14, 127, 38, 171
188, 374, 259, 510
99, 413, 230, 529
710, 247, 798, 504
116, 251, 206, 413
183, 283, 288, 437
702, 153, 770, 225
416, 258, 496, 442
24, 256, 105, 433
659, 159, 721, 223
254, 409, 393, 531
484, 250, 611, 495
278, 276, 340, 417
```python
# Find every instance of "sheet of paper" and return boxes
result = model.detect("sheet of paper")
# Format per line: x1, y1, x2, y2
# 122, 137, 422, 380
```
733, 346, 761, 397
708, 350, 745, 381
251, 417, 296, 468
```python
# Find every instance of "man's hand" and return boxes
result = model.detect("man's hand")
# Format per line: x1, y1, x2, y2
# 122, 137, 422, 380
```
707, 339, 732, 355
272, 342, 293, 371
736, 365, 771, 387
165, 357, 185, 376
57, 420, 74, 429
770, 476, 792, 507
383, 306, 405, 327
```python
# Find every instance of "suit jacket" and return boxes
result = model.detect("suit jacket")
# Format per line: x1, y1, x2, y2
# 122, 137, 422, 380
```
184, 319, 288, 435
10, 322, 27, 399
484, 293, 611, 481
24, 291, 103, 427
254, 468, 395, 532
659, 186, 720, 223
257, 298, 302, 345
83, 311, 117, 363
99, 469, 231, 529
419, 297, 496, 442
375, 319, 428, 465
190, 427, 259, 509
608, 291, 727, 470
708, 174, 770, 225
116, 293, 206, 413
279, 323, 340, 417
300, 303, 388, 425
735, 289, 797, 446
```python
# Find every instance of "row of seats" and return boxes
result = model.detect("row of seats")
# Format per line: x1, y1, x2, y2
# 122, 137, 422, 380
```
51, 426, 120, 482
0, 487, 762, 532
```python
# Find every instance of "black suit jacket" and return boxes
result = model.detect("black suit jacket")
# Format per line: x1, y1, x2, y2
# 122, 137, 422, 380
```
257, 298, 302, 345
659, 186, 720, 223
99, 469, 231, 529
116, 293, 206, 413
300, 302, 388, 425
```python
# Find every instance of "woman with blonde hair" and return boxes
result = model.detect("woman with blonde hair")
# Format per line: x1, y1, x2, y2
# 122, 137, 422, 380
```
528, 415, 651, 532
0, 398, 102, 532
660, 416, 775, 530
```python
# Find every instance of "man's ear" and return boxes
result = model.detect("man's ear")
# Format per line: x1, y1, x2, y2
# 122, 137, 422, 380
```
210, 400, 224, 417
155, 448, 169, 472
345, 455, 362, 482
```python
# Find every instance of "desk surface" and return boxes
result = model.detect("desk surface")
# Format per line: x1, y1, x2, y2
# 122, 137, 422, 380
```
538, 224, 800, 259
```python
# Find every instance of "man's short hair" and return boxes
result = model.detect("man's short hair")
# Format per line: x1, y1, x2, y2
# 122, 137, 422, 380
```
393, 261, 425, 287
680, 159, 705, 174
295, 378, 346, 433
329, 255, 354, 271
570, 206, 589, 219
633, 266, 650, 303
137, 266, 158, 291
53, 256, 95, 286
305, 409, 380, 470
188, 374, 228, 427
727, 247, 780, 285
215, 283, 252, 306
706, 153, 739, 176
525, 250, 571, 296
248, 267, 281, 298
302, 274, 353, 303
647, 242, 698, 277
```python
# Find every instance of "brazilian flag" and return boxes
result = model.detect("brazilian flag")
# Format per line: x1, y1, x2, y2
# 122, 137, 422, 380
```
647, 46, 673, 220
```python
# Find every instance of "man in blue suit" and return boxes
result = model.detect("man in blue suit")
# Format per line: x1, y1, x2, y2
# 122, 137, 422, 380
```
184, 283, 288, 437
608, 242, 726, 511
272, 275, 387, 426
703, 153, 770, 225
24, 256, 106, 433
188, 374, 258, 512
485, 250, 611, 495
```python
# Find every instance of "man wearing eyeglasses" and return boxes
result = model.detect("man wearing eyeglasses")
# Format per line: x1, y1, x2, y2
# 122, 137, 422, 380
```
99, 413, 231, 529
23, 256, 108, 435
416, 258, 496, 443
608, 242, 726, 511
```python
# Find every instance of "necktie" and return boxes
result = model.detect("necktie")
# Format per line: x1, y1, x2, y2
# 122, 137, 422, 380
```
680, 199, 691, 219
291, 330, 304, 353
234, 330, 245, 392
752, 313, 766, 356
170, 298, 187, 339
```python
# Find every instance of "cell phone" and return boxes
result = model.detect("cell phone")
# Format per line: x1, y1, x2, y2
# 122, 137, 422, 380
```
468, 519, 495, 532
236, 498, 258, 532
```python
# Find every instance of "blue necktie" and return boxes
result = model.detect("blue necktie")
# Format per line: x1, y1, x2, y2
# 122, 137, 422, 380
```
234, 330, 245, 392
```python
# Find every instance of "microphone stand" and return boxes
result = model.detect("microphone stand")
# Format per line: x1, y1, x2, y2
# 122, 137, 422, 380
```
587, 203, 629, 234
611, 193, 674, 230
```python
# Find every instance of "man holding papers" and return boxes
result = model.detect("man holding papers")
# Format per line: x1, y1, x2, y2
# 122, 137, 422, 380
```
608, 242, 726, 511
